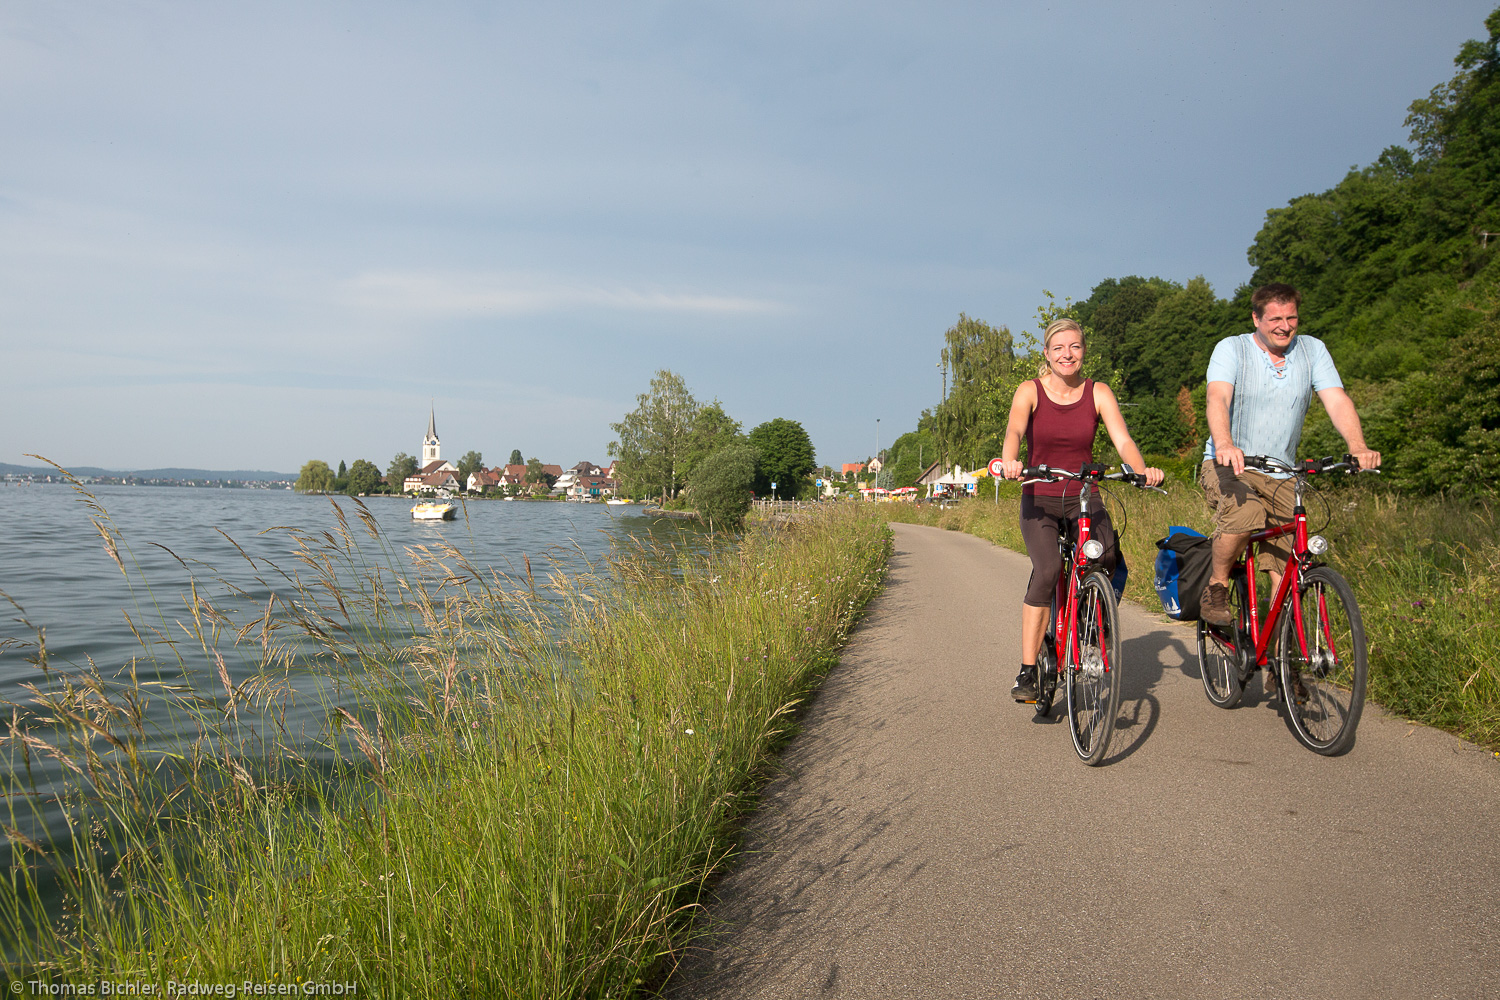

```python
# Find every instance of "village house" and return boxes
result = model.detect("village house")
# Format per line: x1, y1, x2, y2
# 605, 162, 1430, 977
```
552, 461, 609, 497
565, 474, 618, 500
466, 467, 504, 493
495, 464, 528, 488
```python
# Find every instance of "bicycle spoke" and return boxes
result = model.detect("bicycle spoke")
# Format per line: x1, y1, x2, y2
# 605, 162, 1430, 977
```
1067, 572, 1121, 765
1197, 576, 1248, 708
1275, 567, 1367, 755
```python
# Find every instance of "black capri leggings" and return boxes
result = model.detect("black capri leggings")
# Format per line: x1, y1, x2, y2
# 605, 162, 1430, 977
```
1020, 490, 1120, 607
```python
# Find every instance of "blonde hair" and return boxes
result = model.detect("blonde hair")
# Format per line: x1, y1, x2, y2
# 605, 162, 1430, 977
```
1038, 318, 1085, 377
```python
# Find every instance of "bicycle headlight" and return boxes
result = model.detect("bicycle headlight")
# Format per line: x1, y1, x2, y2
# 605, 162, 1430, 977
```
1307, 534, 1329, 555
1081, 539, 1105, 561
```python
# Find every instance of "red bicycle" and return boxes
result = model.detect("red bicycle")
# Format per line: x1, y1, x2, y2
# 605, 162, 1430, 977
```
1023, 463, 1162, 765
1197, 454, 1370, 755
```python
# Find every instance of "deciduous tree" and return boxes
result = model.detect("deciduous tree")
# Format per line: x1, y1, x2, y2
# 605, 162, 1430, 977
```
687, 442, 758, 530
295, 460, 335, 494
932, 314, 1016, 468
387, 452, 418, 492
885, 429, 936, 488
609, 370, 700, 501
524, 457, 555, 492
346, 459, 381, 496
456, 450, 484, 486
748, 418, 816, 499
685, 401, 743, 477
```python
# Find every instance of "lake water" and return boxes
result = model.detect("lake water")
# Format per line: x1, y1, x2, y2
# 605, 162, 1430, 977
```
0, 485, 696, 680
0, 485, 704, 830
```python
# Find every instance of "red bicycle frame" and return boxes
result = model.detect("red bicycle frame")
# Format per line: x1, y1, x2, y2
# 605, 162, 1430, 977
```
1236, 473, 1338, 669
1052, 499, 1100, 674
1035, 466, 1122, 677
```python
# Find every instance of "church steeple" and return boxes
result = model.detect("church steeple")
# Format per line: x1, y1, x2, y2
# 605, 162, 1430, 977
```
422, 404, 441, 465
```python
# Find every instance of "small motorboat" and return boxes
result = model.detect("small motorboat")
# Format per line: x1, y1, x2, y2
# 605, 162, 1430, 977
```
605, 498, 632, 505
411, 496, 457, 520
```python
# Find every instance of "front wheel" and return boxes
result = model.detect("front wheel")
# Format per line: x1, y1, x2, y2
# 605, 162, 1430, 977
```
1197, 575, 1249, 708
1275, 566, 1367, 756
1066, 571, 1122, 765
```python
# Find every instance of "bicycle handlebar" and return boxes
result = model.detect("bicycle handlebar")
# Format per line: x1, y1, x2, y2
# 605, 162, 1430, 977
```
1020, 463, 1167, 493
1241, 454, 1380, 476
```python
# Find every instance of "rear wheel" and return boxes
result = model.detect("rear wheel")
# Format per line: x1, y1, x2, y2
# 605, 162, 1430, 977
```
1275, 566, 1367, 756
1066, 571, 1121, 765
1198, 575, 1249, 708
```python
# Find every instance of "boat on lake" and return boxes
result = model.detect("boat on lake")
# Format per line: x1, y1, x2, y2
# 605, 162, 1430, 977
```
411, 495, 457, 520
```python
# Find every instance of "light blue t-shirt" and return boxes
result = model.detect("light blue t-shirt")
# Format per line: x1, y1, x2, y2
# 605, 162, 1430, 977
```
1203, 333, 1342, 471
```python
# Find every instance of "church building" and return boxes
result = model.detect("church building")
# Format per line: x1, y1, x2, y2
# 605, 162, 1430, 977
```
402, 406, 461, 493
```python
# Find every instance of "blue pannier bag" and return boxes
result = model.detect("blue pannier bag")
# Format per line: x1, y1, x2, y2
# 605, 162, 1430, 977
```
1110, 555, 1129, 604
1154, 526, 1212, 621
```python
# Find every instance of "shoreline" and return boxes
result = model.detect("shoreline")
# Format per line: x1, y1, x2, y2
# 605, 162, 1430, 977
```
1, 506, 891, 995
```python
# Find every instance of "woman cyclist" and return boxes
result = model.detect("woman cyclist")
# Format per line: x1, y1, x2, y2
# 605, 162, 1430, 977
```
999, 319, 1164, 702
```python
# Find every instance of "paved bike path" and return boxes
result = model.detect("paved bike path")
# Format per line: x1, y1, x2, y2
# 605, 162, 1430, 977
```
668, 522, 1500, 1000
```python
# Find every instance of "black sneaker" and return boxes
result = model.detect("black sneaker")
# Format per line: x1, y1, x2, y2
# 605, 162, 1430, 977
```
1011, 667, 1038, 702
1201, 583, 1234, 627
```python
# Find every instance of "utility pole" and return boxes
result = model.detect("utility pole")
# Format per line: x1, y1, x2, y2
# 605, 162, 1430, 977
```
936, 360, 948, 468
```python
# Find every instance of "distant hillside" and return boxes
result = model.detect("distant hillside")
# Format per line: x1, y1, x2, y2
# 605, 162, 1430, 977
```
0, 462, 295, 482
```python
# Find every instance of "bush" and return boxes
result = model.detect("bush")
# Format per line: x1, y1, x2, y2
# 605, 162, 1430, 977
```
688, 442, 758, 530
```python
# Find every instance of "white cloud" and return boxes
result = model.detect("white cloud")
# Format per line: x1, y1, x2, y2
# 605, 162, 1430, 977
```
336, 270, 782, 319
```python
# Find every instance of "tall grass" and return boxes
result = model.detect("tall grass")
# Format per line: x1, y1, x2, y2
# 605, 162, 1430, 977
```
1, 485, 890, 997
883, 478, 1500, 749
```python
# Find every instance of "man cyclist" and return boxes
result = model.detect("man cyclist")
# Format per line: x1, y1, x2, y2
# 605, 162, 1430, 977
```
1200, 283, 1380, 640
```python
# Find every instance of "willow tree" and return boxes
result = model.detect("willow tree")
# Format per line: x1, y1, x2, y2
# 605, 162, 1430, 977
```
294, 460, 334, 494
933, 313, 1016, 469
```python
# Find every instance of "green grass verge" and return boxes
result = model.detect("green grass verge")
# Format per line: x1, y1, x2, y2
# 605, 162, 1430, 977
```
2, 504, 891, 997
881, 481, 1500, 750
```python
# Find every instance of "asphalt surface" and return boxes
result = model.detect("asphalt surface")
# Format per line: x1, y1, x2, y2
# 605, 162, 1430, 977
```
667, 522, 1500, 1000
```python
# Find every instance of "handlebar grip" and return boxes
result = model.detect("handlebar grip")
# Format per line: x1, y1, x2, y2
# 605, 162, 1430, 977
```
1021, 466, 1050, 479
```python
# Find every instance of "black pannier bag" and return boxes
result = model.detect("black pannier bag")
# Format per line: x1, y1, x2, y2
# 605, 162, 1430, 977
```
1154, 526, 1213, 621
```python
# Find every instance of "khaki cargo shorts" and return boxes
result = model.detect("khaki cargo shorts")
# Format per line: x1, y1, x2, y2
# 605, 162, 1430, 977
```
1200, 460, 1296, 573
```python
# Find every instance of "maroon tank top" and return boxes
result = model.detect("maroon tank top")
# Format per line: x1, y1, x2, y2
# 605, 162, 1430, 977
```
1025, 378, 1099, 497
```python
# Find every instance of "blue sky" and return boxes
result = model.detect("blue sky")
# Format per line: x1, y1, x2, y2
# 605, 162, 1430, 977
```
3, 1, 1494, 474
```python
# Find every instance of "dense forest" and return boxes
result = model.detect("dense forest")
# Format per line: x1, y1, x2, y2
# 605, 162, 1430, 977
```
891, 7, 1500, 496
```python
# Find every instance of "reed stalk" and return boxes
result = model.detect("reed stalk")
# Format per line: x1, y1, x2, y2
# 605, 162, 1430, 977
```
1, 481, 891, 997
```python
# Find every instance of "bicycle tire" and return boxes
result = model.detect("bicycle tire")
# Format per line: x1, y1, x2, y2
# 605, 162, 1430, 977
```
1275, 566, 1367, 756
1066, 570, 1121, 765
1197, 575, 1249, 708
